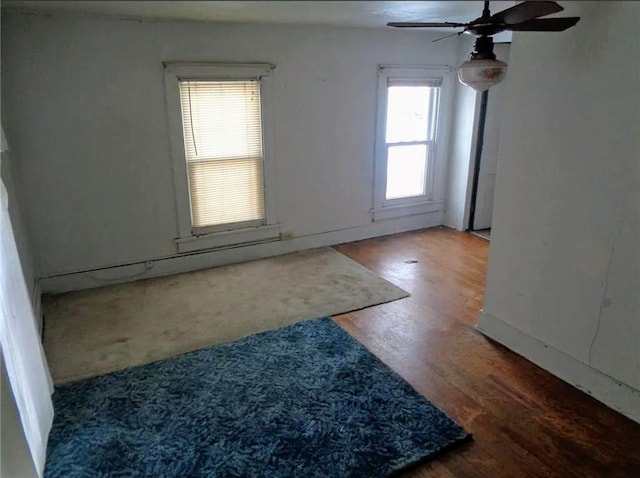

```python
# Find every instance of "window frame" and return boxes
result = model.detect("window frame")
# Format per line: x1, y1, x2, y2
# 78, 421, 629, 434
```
373, 65, 453, 220
164, 62, 279, 250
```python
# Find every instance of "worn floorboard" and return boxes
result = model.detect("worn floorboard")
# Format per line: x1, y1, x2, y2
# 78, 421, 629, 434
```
333, 227, 640, 478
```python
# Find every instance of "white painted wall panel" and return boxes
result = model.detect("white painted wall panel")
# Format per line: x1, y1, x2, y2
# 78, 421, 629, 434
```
1, 159, 53, 476
481, 1, 640, 402
1, 354, 38, 478
1, 12, 457, 278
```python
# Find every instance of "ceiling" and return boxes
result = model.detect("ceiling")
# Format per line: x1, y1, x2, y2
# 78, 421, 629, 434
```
2, 1, 514, 29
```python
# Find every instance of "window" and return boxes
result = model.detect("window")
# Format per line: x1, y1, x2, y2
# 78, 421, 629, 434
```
164, 63, 279, 252
373, 66, 452, 219
385, 84, 439, 200
179, 80, 264, 228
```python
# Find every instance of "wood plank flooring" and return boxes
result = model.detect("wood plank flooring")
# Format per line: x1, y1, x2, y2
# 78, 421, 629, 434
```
333, 227, 640, 478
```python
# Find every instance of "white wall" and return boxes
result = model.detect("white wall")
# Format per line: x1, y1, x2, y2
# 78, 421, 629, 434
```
1, 57, 52, 476
1, 159, 54, 476
1, 54, 39, 328
478, 1, 640, 421
1, 351, 38, 478
1, 149, 41, 331
1, 12, 458, 286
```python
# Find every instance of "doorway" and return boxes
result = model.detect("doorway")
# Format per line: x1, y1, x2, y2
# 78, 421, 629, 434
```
468, 43, 511, 239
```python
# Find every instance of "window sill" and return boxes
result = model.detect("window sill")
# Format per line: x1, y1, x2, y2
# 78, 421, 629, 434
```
371, 200, 444, 222
175, 224, 281, 253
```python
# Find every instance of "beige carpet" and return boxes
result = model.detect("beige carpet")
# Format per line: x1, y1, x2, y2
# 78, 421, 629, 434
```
43, 247, 409, 384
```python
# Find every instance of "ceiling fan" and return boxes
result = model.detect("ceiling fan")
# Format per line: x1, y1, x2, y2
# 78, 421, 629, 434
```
388, 1, 580, 91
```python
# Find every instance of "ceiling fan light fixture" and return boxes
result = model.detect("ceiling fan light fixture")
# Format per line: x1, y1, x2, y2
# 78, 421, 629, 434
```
458, 58, 508, 92
387, 1, 579, 92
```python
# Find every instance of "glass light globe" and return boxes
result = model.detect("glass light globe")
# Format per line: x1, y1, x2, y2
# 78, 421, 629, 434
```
458, 58, 508, 92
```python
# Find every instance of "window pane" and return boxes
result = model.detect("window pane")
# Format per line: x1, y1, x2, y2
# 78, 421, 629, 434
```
180, 81, 263, 162
188, 158, 264, 227
385, 86, 433, 143
179, 80, 265, 228
385, 145, 427, 200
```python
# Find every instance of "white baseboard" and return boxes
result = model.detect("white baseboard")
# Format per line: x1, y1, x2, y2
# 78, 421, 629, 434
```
476, 309, 640, 423
40, 212, 444, 294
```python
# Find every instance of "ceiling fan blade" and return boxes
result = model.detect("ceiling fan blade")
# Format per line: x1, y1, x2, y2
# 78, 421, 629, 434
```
432, 32, 462, 43
508, 17, 580, 32
387, 22, 465, 28
490, 1, 563, 25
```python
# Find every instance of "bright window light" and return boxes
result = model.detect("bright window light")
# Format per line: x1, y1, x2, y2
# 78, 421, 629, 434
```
386, 86, 432, 143
386, 145, 428, 199
383, 86, 437, 201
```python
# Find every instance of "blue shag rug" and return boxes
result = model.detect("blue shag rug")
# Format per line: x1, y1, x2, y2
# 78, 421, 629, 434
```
45, 317, 469, 477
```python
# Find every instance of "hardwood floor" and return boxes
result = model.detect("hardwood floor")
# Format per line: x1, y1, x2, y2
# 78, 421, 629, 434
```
333, 227, 640, 478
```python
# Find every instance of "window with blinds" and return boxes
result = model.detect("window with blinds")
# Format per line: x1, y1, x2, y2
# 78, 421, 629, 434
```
178, 80, 265, 229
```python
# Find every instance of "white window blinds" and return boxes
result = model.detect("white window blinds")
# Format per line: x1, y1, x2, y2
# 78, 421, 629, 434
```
179, 80, 265, 229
